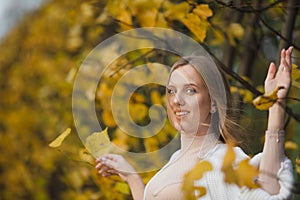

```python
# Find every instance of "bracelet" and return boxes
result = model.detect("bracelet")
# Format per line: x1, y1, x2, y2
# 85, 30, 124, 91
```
266, 130, 285, 143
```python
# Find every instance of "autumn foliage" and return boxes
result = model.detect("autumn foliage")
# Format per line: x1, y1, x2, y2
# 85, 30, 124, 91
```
1, 0, 300, 199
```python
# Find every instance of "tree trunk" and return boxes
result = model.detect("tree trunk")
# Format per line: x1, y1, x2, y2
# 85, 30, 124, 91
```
278, 0, 299, 64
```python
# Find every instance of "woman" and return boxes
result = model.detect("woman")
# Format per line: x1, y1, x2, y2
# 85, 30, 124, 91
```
95, 47, 294, 199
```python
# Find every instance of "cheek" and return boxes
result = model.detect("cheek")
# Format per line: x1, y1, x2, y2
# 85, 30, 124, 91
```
194, 96, 211, 116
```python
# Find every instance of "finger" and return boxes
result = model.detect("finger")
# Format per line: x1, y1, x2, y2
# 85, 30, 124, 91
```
104, 154, 122, 162
98, 165, 110, 175
279, 49, 286, 71
265, 62, 276, 81
95, 162, 102, 169
101, 157, 117, 169
285, 46, 293, 69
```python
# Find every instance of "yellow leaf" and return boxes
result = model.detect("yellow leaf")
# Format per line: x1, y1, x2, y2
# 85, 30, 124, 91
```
227, 23, 244, 46
296, 157, 300, 174
79, 148, 95, 165
129, 103, 148, 122
292, 64, 300, 88
181, 13, 209, 42
182, 161, 213, 200
285, 140, 299, 150
252, 86, 282, 110
236, 159, 260, 188
106, 0, 132, 30
114, 181, 130, 195
85, 127, 111, 158
131, 0, 158, 27
193, 4, 213, 20
49, 128, 71, 148
164, 1, 190, 21
210, 28, 225, 46
230, 86, 238, 93
102, 110, 116, 128
222, 144, 260, 189
221, 143, 238, 184
151, 90, 162, 104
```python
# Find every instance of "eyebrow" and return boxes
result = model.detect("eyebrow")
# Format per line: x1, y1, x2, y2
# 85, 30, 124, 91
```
167, 83, 200, 88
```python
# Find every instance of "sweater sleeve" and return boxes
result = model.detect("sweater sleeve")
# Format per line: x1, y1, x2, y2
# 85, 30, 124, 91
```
239, 154, 294, 200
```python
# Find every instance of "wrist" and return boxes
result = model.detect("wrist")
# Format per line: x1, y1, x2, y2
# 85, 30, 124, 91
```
126, 173, 142, 183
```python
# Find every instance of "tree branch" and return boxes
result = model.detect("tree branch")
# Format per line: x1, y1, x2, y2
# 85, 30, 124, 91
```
215, 0, 285, 13
201, 43, 300, 122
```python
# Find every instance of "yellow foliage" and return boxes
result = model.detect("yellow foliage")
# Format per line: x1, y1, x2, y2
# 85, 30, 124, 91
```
164, 1, 190, 21
114, 182, 130, 195
130, 0, 161, 27
252, 86, 282, 110
292, 64, 300, 88
131, 93, 146, 103
144, 137, 159, 152
85, 127, 111, 158
236, 159, 260, 188
210, 28, 225, 46
151, 90, 162, 104
296, 158, 300, 174
221, 144, 260, 189
239, 89, 253, 104
156, 12, 169, 28
49, 128, 72, 148
182, 161, 213, 200
112, 128, 130, 151
193, 4, 213, 20
129, 103, 148, 122
102, 110, 117, 127
227, 23, 244, 46
106, 0, 133, 30
285, 140, 299, 150
79, 148, 95, 165
181, 13, 210, 42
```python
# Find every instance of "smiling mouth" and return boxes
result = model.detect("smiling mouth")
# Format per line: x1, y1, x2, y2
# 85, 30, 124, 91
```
175, 111, 190, 117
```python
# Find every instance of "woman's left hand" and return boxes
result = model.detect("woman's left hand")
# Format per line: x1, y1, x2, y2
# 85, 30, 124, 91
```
264, 46, 293, 102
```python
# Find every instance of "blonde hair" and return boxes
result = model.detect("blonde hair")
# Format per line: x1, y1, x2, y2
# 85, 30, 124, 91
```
169, 56, 243, 145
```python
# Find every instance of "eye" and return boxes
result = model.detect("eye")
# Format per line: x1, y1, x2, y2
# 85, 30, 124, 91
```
167, 87, 176, 95
186, 88, 196, 95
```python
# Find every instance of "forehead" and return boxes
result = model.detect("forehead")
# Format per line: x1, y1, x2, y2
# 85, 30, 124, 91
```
168, 64, 205, 86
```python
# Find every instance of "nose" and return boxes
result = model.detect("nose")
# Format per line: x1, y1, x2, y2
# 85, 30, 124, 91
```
173, 92, 185, 106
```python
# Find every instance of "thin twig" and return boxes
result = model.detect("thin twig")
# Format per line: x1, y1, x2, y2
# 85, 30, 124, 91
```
215, 0, 286, 13
109, 49, 155, 77
201, 43, 300, 122
259, 16, 300, 51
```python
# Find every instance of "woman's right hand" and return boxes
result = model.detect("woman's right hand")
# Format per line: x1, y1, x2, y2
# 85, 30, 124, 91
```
95, 154, 137, 182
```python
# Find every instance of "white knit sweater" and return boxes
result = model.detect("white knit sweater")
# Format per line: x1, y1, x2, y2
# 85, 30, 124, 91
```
144, 133, 294, 200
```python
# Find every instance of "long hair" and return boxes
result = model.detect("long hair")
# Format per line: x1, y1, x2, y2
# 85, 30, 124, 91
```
169, 56, 243, 145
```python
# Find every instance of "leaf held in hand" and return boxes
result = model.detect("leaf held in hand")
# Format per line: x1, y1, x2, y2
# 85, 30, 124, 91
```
85, 127, 111, 158
292, 64, 300, 88
252, 86, 282, 110
49, 128, 71, 148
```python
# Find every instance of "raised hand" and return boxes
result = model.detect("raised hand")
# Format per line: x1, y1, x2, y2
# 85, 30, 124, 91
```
264, 46, 293, 102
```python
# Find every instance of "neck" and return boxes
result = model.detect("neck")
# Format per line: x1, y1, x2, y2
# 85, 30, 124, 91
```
180, 131, 220, 158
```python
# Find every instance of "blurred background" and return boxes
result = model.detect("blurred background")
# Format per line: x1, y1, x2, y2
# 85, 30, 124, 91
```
0, 0, 300, 199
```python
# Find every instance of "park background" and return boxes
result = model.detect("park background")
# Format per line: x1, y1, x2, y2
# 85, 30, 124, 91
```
0, 0, 300, 199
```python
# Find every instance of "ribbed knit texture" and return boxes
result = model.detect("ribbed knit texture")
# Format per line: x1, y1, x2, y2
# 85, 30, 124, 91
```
143, 132, 294, 200
144, 132, 219, 200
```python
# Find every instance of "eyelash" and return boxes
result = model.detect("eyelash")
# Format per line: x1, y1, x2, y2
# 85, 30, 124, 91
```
167, 87, 197, 95
186, 88, 196, 94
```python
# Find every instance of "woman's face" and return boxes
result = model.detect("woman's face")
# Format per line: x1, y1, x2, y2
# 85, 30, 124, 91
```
166, 64, 211, 135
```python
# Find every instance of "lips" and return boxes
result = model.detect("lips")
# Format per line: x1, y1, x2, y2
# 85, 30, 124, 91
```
174, 110, 190, 117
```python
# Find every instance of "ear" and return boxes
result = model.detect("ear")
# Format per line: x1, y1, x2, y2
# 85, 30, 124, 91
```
210, 101, 217, 113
